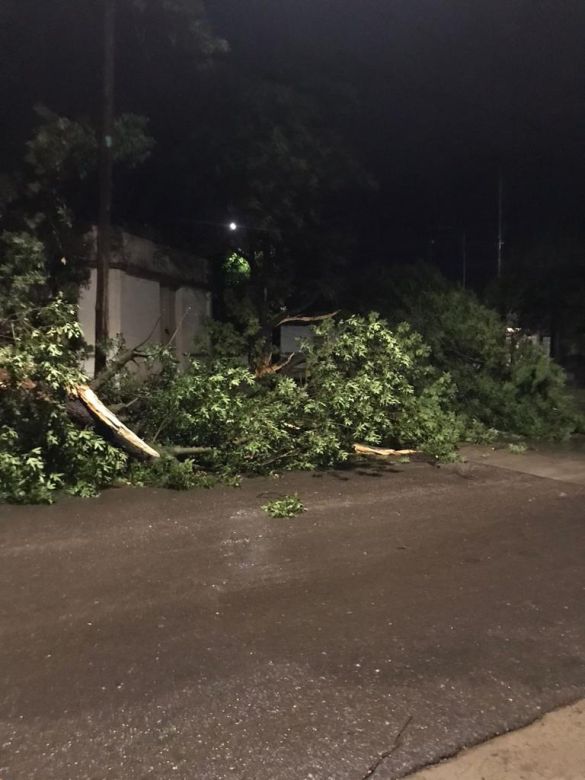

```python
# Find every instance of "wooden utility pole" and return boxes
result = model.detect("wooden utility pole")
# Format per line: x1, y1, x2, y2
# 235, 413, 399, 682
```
95, 0, 116, 376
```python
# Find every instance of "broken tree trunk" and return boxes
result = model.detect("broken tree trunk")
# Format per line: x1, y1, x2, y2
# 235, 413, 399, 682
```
354, 444, 418, 458
75, 385, 160, 460
1, 370, 160, 461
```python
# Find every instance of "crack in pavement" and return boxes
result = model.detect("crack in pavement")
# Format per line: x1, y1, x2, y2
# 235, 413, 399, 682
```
359, 715, 414, 779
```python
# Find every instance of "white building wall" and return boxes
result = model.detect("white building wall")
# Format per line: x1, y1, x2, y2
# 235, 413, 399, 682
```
77, 269, 97, 351
78, 268, 123, 376
120, 274, 160, 349
159, 285, 176, 344
78, 270, 211, 374
174, 287, 212, 359
280, 325, 314, 354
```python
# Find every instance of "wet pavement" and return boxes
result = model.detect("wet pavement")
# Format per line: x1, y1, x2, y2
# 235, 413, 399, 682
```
1, 461, 585, 779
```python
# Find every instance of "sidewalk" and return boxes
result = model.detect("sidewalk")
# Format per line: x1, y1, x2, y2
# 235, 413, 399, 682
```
460, 443, 585, 486
406, 699, 585, 780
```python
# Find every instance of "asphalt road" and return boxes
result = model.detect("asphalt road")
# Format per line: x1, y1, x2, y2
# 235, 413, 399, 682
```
1, 462, 585, 779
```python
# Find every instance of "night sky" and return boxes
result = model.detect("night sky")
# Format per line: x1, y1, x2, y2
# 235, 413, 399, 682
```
2, 0, 585, 281
208, 1, 585, 235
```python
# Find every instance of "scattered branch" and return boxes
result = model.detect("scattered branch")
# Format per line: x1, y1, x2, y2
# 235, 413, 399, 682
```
354, 444, 418, 458
0, 369, 37, 393
152, 414, 171, 444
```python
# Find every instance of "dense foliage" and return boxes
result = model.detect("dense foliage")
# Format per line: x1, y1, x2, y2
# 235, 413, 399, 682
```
1, 230, 462, 505
113, 313, 460, 491
493, 238, 585, 371
0, 232, 127, 503
303, 315, 461, 458
1, 236, 581, 505
360, 263, 582, 440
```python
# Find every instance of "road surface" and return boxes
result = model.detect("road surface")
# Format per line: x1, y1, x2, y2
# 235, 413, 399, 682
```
1, 460, 585, 779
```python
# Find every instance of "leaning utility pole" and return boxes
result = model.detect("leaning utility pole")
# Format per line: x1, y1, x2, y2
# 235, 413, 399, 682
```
95, 0, 116, 376
497, 167, 504, 279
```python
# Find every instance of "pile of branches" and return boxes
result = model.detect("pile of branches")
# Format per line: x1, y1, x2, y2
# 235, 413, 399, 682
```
4, 231, 579, 505
104, 314, 460, 486
1, 238, 460, 504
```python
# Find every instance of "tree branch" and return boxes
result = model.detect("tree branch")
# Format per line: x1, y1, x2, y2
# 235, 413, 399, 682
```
254, 351, 296, 379
109, 396, 142, 415
256, 449, 297, 469
90, 317, 161, 392
274, 310, 339, 328
165, 446, 215, 457
166, 306, 191, 350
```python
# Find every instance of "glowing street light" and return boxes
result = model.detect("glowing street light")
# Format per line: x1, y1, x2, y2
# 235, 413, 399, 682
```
228, 221, 238, 232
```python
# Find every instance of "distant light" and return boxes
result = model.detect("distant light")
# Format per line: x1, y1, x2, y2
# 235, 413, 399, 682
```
229, 222, 238, 232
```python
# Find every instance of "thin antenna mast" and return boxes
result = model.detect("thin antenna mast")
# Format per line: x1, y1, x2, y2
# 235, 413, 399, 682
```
461, 231, 467, 289
497, 167, 504, 278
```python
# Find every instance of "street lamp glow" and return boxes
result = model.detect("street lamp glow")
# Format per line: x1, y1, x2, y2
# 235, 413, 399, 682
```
228, 221, 238, 232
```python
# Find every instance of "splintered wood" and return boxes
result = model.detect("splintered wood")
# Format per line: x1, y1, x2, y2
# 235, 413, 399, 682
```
76, 385, 160, 461
354, 444, 418, 458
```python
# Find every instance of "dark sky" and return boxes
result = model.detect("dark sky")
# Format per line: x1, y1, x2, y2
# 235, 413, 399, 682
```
208, 0, 585, 234
2, 0, 585, 279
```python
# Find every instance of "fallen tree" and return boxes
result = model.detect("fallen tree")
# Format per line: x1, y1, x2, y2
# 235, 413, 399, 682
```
0, 231, 160, 502
112, 314, 462, 486
74, 385, 160, 460
5, 232, 578, 505
1, 369, 160, 462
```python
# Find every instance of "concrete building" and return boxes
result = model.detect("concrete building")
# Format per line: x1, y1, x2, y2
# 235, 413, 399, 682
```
79, 228, 211, 374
